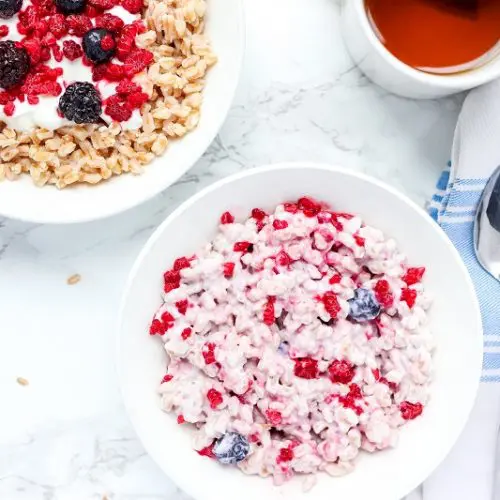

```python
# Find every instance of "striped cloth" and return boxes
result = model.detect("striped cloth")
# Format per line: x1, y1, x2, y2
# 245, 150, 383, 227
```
428, 163, 500, 381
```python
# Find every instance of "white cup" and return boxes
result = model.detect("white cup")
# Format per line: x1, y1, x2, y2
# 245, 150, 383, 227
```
341, 0, 500, 99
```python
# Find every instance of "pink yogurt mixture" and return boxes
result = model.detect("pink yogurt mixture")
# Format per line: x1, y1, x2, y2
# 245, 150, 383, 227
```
149, 197, 434, 488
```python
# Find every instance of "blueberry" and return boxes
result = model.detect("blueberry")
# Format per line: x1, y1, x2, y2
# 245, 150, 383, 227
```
0, 41, 29, 89
55, 0, 85, 14
59, 82, 102, 124
278, 341, 289, 355
0, 0, 21, 19
348, 288, 381, 322
82, 28, 115, 64
213, 432, 250, 465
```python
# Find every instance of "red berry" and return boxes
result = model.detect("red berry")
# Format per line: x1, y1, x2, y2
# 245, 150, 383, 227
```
298, 197, 321, 217
121, 0, 143, 13
251, 208, 266, 221
162, 374, 173, 383
197, 444, 215, 459
277, 447, 294, 463
116, 28, 136, 61
283, 202, 298, 213
400, 288, 417, 309
338, 383, 364, 415
164, 269, 180, 283
149, 318, 165, 335
233, 241, 253, 253
0, 25, 8, 37
106, 100, 132, 121
353, 235, 365, 247
116, 79, 141, 95
128, 91, 148, 108
27, 95, 39, 105
181, 328, 192, 340
276, 250, 292, 266
105, 62, 125, 81
123, 48, 153, 77
66, 15, 92, 36
207, 388, 223, 409
202, 342, 216, 364
329, 274, 341, 284
379, 377, 398, 393
273, 219, 288, 230
263, 296, 275, 326
92, 63, 107, 81
220, 211, 234, 224
400, 401, 423, 420
62, 40, 83, 61
22, 38, 42, 64
223, 262, 235, 278
88, 0, 116, 9
402, 267, 425, 286
372, 368, 380, 381
294, 357, 319, 379
177, 414, 185, 424
161, 311, 174, 327
374, 279, 394, 308
173, 257, 191, 271
100, 33, 115, 51
322, 291, 341, 319
95, 13, 124, 32
328, 360, 355, 384
175, 299, 189, 315
265, 409, 282, 425
4, 102, 14, 116
329, 214, 344, 231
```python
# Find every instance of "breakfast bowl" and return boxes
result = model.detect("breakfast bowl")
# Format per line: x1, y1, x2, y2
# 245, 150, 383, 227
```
117, 163, 482, 500
0, 0, 244, 224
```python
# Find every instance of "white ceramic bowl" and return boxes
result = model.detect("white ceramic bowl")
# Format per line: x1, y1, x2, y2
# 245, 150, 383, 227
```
0, 0, 244, 224
118, 163, 483, 500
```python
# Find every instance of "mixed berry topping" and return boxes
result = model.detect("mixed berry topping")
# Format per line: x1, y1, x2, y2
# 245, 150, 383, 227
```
212, 433, 250, 465
348, 288, 381, 322
0, 0, 21, 18
58, 81, 101, 123
0, 41, 30, 88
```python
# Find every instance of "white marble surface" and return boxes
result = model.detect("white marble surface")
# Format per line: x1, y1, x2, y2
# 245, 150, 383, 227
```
0, 0, 479, 498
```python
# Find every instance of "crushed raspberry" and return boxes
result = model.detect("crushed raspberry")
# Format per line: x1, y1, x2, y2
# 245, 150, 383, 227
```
92, 64, 107, 81
0, 25, 8, 37
220, 211, 234, 224
22, 38, 42, 64
277, 446, 294, 463
202, 342, 216, 364
88, 0, 116, 9
4, 102, 14, 116
104, 62, 125, 81
161, 374, 173, 383
51, 44, 62, 62
123, 48, 154, 77
233, 241, 253, 253
121, 0, 143, 13
400, 401, 423, 420
379, 377, 398, 392
283, 202, 298, 213
223, 262, 235, 278
164, 282, 180, 294
329, 274, 341, 284
400, 288, 417, 309
251, 208, 266, 221
67, 14, 92, 36
100, 33, 115, 51
160, 311, 175, 329
317, 211, 332, 223
181, 328, 192, 340
177, 414, 185, 424
256, 220, 265, 232
207, 388, 223, 409
298, 197, 321, 217
149, 318, 165, 335
197, 444, 215, 459
276, 250, 292, 266
265, 409, 282, 425
116, 79, 141, 96
374, 279, 394, 308
106, 100, 132, 121
322, 291, 341, 319
27, 95, 39, 105
173, 257, 191, 271
328, 360, 355, 384
95, 13, 125, 32
273, 219, 288, 230
175, 299, 189, 315
116, 26, 136, 61
294, 357, 319, 379
403, 267, 426, 286
84, 4, 99, 16
163, 269, 180, 293
263, 296, 275, 326
128, 91, 148, 109
48, 14, 68, 38
62, 40, 83, 61
338, 383, 364, 415
372, 368, 380, 381
354, 235, 365, 247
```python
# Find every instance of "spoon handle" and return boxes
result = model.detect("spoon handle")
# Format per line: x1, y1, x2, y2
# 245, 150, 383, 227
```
486, 168, 500, 232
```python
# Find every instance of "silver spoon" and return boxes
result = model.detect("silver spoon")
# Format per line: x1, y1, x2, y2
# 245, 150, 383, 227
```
474, 165, 500, 281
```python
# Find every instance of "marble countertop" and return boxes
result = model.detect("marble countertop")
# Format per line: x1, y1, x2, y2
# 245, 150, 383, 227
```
0, 0, 479, 499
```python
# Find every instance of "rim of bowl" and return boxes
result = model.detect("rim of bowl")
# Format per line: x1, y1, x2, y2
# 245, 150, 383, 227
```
0, 0, 245, 225
353, 0, 500, 89
117, 162, 483, 500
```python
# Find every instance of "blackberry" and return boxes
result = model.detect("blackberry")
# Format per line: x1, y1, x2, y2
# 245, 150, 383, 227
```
55, 0, 85, 14
213, 433, 250, 465
0, 41, 29, 89
82, 28, 115, 64
0, 0, 21, 18
348, 288, 381, 322
59, 82, 102, 124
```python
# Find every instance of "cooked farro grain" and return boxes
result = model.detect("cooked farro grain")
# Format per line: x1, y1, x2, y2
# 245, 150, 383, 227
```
0, 0, 216, 189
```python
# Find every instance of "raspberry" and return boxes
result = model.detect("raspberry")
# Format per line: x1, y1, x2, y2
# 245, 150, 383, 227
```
273, 219, 288, 230
51, 43, 63, 62
91, 63, 107, 81
265, 409, 282, 425
22, 38, 42, 64
128, 91, 148, 108
329, 274, 341, 284
62, 39, 83, 60
277, 447, 294, 464
88, 0, 116, 9
354, 235, 365, 247
34, 19, 49, 38
0, 26, 8, 37
105, 62, 124, 81
283, 202, 298, 213
163, 269, 180, 284
95, 13, 124, 32
400, 401, 423, 420
121, 0, 142, 13
84, 4, 99, 16
402, 267, 425, 286
207, 388, 223, 409
276, 250, 291, 266
219, 211, 234, 224
27, 94, 39, 104
298, 197, 321, 217
66, 14, 92, 36
3, 101, 14, 115
164, 282, 179, 293
263, 296, 275, 326
123, 48, 153, 76
294, 357, 319, 379
160, 311, 174, 330
177, 414, 185, 424
181, 328, 192, 340
256, 220, 265, 232
149, 318, 165, 335
116, 29, 135, 61
116, 79, 140, 95
223, 262, 235, 278
328, 360, 355, 384
105, 100, 131, 121
400, 287, 417, 309
374, 279, 394, 308
173, 257, 190, 271
197, 444, 215, 459
175, 299, 188, 315
100, 33, 114, 51
372, 368, 380, 381
161, 374, 173, 383
338, 383, 363, 415
202, 342, 216, 364
233, 241, 253, 253
251, 208, 266, 221
322, 291, 341, 319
